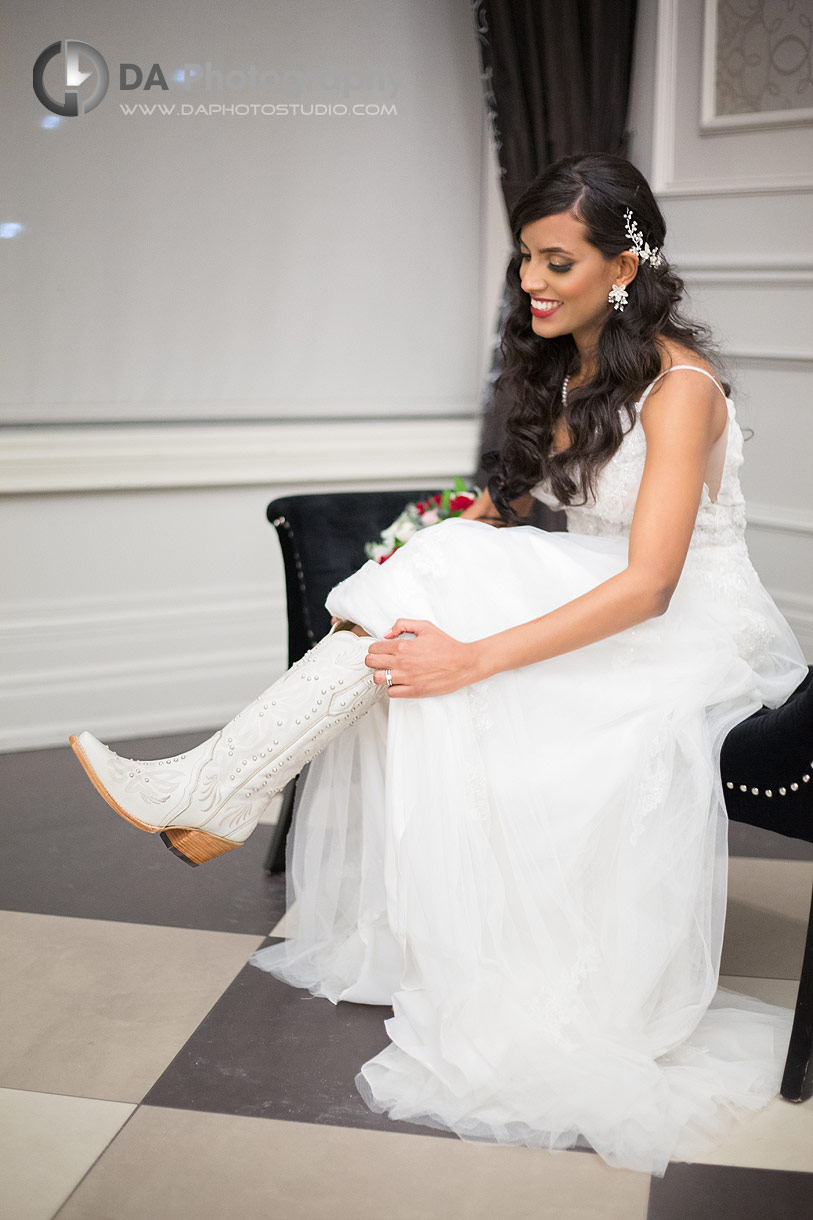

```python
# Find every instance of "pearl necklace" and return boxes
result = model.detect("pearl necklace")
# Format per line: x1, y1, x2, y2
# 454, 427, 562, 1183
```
561, 375, 570, 407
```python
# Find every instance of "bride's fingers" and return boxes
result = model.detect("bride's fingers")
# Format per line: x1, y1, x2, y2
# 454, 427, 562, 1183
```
385, 618, 430, 639
372, 668, 395, 686
365, 642, 400, 667
372, 671, 417, 697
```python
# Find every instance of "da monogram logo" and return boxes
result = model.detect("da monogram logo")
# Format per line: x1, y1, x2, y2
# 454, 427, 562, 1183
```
33, 40, 110, 116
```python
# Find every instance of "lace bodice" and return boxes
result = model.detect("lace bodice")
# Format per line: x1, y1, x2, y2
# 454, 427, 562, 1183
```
530, 366, 778, 657
530, 366, 747, 554
529, 363, 781, 663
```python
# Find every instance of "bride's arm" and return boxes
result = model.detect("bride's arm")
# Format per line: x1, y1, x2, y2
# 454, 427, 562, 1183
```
468, 372, 726, 681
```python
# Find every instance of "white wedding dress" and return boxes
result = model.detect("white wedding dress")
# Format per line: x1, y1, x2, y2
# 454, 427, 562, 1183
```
249, 365, 809, 1176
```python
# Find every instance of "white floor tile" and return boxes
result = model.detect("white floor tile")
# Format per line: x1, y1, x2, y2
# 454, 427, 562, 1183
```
0, 910, 263, 1102
722, 858, 813, 979
0, 1087, 134, 1220
56, 1106, 651, 1220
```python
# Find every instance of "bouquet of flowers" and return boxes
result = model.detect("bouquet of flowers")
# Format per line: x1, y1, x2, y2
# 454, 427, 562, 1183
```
364, 476, 481, 564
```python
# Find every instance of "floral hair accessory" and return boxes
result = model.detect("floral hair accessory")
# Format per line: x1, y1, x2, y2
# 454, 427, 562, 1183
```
623, 207, 663, 267
364, 476, 480, 564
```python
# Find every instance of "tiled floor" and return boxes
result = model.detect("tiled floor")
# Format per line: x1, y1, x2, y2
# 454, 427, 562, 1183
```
1, 731, 812, 1219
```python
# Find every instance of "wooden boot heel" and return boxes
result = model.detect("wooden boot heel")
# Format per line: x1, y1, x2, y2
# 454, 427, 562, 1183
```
159, 827, 243, 867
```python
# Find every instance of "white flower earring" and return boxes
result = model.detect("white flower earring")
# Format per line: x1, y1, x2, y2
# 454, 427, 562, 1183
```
608, 283, 629, 312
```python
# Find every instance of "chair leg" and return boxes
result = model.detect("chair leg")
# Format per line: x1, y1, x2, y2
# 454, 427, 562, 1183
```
263, 776, 298, 874
780, 874, 813, 1102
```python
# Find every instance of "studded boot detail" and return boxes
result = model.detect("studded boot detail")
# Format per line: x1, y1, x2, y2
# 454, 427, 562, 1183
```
69, 625, 383, 866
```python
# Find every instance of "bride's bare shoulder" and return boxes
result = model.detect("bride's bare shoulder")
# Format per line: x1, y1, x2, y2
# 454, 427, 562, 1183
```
642, 339, 728, 446
644, 339, 722, 405
653, 337, 716, 380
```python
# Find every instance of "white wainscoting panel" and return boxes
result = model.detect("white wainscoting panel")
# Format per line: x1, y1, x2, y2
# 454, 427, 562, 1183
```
0, 586, 287, 752
0, 416, 480, 750
1, 417, 480, 494
653, 0, 813, 195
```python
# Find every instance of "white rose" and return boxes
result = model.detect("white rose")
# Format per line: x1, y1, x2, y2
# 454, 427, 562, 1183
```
395, 518, 417, 542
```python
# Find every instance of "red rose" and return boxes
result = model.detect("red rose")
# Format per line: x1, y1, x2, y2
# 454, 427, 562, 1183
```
449, 494, 474, 512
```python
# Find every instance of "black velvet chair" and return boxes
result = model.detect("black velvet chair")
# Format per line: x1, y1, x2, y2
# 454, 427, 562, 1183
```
264, 489, 813, 1102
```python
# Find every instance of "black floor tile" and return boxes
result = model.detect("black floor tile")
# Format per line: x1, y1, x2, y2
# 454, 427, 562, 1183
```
143, 933, 455, 1140
0, 732, 286, 934
647, 1162, 813, 1220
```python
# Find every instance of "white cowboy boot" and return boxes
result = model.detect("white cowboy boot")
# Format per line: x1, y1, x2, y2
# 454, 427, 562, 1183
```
69, 623, 384, 867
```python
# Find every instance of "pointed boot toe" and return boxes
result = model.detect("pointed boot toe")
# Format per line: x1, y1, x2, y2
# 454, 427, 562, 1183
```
69, 730, 215, 833
69, 626, 385, 866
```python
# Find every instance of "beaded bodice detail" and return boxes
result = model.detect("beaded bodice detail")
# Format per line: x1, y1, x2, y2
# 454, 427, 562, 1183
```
530, 366, 748, 555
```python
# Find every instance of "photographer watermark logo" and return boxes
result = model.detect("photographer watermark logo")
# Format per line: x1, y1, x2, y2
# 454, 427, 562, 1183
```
33, 40, 109, 116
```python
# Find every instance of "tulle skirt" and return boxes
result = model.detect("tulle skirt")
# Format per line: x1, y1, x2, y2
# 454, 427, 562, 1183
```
249, 517, 809, 1176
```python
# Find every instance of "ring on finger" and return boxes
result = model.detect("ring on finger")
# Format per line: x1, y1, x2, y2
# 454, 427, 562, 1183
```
385, 668, 393, 688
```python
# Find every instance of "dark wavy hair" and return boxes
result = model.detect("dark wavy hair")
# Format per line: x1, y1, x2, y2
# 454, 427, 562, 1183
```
485, 152, 733, 524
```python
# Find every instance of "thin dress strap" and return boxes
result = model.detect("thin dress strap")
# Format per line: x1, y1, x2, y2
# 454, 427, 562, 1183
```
638, 365, 727, 408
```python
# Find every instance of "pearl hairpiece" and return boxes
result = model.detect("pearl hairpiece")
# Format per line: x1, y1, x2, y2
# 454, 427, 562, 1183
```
623, 207, 663, 267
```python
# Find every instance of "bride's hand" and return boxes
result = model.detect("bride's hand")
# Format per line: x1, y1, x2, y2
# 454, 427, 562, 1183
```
459, 488, 499, 522
365, 619, 484, 697
458, 486, 531, 526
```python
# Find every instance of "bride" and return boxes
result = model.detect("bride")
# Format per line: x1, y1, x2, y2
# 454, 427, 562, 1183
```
70, 153, 809, 1177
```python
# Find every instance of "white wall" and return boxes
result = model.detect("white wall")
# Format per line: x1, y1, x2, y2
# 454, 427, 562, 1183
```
3, 0, 810, 753
1, 0, 486, 750
626, 0, 813, 660
3, 0, 484, 425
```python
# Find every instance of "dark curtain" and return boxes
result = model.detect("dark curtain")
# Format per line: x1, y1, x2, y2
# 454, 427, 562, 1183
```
470, 0, 639, 525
